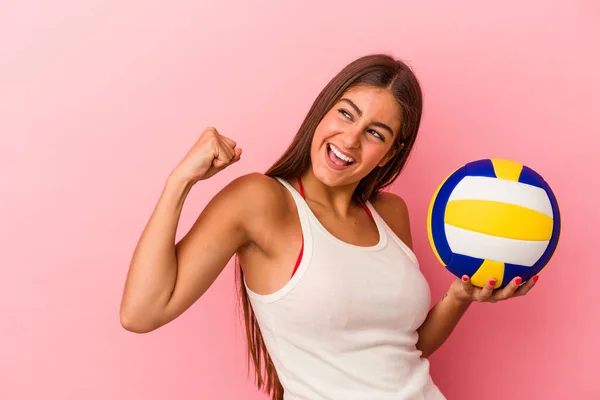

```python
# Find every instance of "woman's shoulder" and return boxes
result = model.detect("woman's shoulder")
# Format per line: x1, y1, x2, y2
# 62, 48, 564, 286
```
220, 173, 296, 251
370, 191, 413, 249
227, 172, 281, 192
221, 172, 290, 214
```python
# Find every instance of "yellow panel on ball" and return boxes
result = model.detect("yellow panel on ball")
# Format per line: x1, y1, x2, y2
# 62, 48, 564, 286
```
470, 260, 504, 289
444, 200, 554, 241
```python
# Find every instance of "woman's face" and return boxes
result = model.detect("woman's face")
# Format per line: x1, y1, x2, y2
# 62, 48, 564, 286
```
310, 85, 402, 188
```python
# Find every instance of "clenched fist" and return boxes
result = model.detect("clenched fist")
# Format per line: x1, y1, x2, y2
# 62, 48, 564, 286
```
172, 126, 242, 184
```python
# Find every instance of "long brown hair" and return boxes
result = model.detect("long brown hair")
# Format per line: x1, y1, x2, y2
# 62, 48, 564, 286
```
235, 53, 423, 400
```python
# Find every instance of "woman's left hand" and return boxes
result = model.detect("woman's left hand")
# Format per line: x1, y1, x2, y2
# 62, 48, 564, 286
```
449, 275, 539, 304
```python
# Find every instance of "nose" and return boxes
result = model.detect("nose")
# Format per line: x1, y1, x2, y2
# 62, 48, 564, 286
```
340, 126, 361, 149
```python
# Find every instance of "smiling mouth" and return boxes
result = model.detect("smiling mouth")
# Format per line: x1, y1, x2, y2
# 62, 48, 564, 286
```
327, 143, 355, 166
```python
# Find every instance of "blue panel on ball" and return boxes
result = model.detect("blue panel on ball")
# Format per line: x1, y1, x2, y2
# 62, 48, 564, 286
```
430, 167, 466, 264
446, 253, 485, 279
465, 159, 497, 178
503, 263, 536, 285
518, 165, 544, 188
530, 179, 561, 276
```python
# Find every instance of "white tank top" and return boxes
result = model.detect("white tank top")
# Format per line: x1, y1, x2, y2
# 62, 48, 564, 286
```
245, 177, 446, 400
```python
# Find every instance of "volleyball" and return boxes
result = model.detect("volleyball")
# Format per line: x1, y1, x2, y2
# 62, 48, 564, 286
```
426, 158, 561, 288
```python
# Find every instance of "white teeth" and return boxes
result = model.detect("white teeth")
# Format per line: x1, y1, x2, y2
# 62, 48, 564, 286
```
328, 144, 354, 163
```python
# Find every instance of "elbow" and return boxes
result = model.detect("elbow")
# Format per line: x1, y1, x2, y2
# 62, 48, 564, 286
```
417, 343, 440, 359
120, 317, 153, 334
119, 306, 158, 334
415, 339, 434, 359
419, 350, 432, 359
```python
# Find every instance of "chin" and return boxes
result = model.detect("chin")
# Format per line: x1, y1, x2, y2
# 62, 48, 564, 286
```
312, 167, 346, 187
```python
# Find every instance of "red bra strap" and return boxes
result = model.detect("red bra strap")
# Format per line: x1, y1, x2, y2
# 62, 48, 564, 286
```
296, 177, 305, 198
356, 197, 374, 220
292, 176, 305, 278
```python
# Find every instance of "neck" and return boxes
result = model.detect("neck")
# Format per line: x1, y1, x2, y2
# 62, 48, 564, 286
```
299, 167, 359, 219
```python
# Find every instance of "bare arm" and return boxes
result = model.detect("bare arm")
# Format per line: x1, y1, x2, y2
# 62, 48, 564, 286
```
416, 274, 537, 358
415, 290, 472, 358
121, 173, 258, 332
119, 173, 192, 333
119, 127, 251, 333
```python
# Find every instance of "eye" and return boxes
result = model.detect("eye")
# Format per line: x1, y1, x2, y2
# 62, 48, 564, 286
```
338, 109, 353, 120
368, 129, 385, 141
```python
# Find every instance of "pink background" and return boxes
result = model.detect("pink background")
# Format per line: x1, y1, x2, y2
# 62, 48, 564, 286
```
1, 1, 598, 399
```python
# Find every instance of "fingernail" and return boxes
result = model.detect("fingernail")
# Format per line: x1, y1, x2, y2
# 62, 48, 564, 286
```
532, 275, 539, 283
488, 279, 496, 287
515, 277, 522, 285
462, 276, 469, 282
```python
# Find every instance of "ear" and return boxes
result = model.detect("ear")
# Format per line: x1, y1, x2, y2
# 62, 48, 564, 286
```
377, 142, 405, 167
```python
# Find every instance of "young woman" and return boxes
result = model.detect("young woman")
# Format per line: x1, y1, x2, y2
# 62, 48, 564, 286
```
120, 54, 538, 400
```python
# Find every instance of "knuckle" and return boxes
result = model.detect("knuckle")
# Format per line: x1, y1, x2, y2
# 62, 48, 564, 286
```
204, 126, 219, 137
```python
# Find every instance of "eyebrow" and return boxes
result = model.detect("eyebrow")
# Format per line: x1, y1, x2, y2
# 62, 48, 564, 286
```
339, 98, 395, 137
